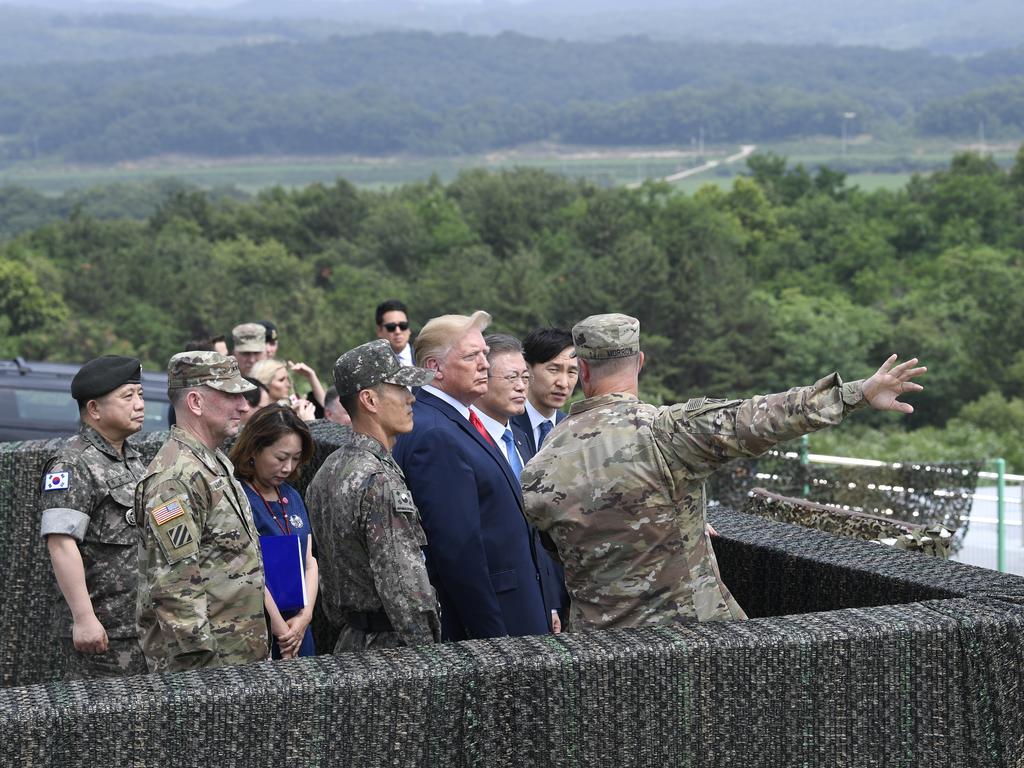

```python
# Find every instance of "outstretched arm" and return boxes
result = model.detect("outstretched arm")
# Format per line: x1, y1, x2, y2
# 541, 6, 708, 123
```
862, 355, 926, 413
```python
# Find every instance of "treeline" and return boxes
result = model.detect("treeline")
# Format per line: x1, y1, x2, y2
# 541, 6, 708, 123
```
3, 148, 1024, 465
2, 33, 1024, 163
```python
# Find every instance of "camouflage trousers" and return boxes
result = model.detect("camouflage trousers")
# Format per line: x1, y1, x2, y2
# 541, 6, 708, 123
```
333, 625, 405, 653
60, 637, 148, 679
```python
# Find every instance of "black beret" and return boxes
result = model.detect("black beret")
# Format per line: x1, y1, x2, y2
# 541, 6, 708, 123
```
71, 355, 142, 403
258, 320, 278, 343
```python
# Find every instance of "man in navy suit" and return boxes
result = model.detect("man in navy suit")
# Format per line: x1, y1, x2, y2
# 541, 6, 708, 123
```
474, 333, 566, 634
511, 327, 579, 454
393, 312, 549, 640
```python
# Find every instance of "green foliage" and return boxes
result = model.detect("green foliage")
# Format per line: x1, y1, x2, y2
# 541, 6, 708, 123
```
2, 147, 1024, 468
1, 32, 1023, 164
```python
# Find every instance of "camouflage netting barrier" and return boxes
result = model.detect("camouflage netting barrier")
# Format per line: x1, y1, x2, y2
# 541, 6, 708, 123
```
744, 487, 955, 558
2, 431, 1023, 766
708, 446, 983, 553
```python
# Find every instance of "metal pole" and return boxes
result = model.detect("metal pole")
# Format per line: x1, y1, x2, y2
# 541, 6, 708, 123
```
996, 457, 1006, 572
800, 435, 810, 498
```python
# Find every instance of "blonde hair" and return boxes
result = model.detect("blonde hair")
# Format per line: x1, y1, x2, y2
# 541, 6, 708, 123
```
414, 310, 491, 366
249, 358, 287, 388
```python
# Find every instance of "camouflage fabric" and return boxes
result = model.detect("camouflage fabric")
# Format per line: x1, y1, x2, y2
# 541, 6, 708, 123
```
743, 488, 954, 558
166, 351, 255, 393
572, 313, 641, 359
521, 373, 867, 631
59, 637, 147, 681
231, 323, 266, 353
38, 425, 148, 668
135, 426, 268, 672
332, 339, 435, 398
305, 432, 440, 651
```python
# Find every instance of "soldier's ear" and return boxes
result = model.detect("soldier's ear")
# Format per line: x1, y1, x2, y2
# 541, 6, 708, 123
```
85, 398, 102, 422
637, 351, 645, 374
357, 387, 378, 415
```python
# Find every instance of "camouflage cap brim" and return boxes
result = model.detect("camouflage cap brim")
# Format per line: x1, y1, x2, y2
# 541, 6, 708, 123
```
384, 365, 436, 389
203, 375, 257, 394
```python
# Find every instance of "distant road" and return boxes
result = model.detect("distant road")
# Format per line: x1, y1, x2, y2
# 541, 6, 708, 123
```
627, 144, 756, 189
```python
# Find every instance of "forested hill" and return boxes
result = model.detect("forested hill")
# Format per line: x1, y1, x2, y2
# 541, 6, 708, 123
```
3, 149, 1024, 465
1, 32, 1023, 164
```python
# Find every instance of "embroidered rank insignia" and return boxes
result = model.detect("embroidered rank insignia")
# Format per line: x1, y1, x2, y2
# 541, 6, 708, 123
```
43, 471, 69, 491
151, 498, 185, 526
168, 523, 193, 549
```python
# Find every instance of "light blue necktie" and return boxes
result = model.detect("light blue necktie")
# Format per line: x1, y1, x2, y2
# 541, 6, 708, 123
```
537, 419, 553, 449
502, 428, 523, 481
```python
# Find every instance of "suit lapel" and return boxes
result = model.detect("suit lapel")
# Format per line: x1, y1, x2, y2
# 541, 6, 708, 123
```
418, 391, 524, 505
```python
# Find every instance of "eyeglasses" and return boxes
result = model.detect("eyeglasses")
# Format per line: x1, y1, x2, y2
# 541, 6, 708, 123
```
492, 372, 532, 385
382, 322, 410, 332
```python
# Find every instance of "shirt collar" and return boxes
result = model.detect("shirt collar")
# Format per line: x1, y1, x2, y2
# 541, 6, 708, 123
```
397, 344, 414, 366
422, 384, 471, 420
473, 408, 508, 444
350, 431, 403, 473
524, 398, 556, 431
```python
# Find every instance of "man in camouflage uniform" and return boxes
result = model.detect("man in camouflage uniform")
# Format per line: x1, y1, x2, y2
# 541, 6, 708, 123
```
306, 340, 441, 651
521, 313, 926, 631
40, 355, 149, 678
135, 351, 268, 672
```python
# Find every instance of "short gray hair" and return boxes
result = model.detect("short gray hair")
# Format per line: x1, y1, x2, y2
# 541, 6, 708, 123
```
484, 333, 522, 362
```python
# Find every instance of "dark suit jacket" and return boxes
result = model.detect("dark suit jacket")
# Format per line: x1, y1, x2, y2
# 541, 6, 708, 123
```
510, 409, 567, 456
393, 389, 549, 640
512, 422, 571, 621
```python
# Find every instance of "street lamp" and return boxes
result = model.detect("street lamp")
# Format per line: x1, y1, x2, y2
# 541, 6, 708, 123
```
841, 112, 857, 156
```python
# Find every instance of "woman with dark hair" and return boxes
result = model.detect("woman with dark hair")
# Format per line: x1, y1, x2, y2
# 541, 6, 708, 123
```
229, 405, 318, 659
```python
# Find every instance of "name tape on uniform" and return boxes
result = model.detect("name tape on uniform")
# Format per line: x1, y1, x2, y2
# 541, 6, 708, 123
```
43, 471, 69, 491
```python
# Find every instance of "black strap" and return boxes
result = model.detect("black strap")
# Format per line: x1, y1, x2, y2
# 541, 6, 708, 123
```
346, 610, 394, 633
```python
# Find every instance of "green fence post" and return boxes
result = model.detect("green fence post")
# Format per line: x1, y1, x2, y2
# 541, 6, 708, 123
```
800, 435, 810, 498
996, 457, 1006, 573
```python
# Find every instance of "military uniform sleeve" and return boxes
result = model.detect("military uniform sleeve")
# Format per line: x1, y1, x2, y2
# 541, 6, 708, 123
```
137, 476, 215, 665
39, 454, 95, 541
360, 474, 441, 646
656, 373, 867, 479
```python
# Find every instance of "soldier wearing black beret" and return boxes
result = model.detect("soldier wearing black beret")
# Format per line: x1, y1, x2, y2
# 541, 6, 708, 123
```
39, 355, 149, 679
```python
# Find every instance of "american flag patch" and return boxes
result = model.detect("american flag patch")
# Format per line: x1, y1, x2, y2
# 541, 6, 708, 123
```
151, 498, 185, 526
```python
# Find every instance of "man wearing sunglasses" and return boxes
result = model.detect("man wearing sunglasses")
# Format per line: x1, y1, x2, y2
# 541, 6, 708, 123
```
375, 299, 414, 366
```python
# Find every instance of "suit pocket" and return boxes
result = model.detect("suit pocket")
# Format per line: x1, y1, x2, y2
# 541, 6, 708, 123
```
490, 569, 518, 594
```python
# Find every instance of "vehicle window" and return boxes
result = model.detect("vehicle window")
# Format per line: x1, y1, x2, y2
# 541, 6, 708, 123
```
13, 389, 78, 424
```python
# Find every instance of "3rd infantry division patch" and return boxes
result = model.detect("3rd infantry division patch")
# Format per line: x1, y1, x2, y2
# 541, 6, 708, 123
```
168, 523, 193, 549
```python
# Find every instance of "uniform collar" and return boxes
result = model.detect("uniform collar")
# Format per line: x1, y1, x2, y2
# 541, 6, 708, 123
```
79, 423, 140, 460
170, 425, 227, 474
351, 431, 402, 472
568, 391, 639, 415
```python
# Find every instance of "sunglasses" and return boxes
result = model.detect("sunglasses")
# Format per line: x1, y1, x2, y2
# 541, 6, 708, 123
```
382, 322, 410, 332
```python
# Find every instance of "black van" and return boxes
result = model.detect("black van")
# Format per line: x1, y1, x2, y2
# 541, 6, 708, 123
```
0, 358, 170, 443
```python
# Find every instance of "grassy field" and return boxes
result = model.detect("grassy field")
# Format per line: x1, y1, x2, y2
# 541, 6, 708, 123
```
0, 135, 1019, 196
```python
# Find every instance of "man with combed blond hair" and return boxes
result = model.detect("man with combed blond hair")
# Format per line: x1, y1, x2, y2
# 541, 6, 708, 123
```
393, 311, 551, 640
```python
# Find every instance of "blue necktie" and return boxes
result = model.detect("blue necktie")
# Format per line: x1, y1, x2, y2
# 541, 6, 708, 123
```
502, 428, 523, 481
537, 419, 553, 449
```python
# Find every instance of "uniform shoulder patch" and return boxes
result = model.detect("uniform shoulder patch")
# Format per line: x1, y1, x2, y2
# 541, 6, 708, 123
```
43, 471, 70, 491
167, 522, 194, 549
151, 497, 186, 526
391, 487, 417, 515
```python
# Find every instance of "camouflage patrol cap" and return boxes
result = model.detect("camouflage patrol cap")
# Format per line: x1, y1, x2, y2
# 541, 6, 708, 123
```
232, 323, 266, 353
167, 351, 256, 393
572, 313, 641, 359
334, 339, 435, 398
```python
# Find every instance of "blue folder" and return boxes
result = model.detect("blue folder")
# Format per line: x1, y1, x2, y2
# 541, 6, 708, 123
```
259, 534, 307, 613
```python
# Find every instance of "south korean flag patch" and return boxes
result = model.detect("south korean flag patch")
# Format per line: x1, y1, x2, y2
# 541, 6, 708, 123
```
44, 471, 70, 492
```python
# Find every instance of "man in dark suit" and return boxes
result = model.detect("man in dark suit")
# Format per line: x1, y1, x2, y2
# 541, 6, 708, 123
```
474, 334, 567, 633
511, 327, 579, 454
393, 312, 549, 640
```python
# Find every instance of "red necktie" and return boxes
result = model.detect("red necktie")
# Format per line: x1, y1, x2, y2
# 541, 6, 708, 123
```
469, 410, 495, 445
